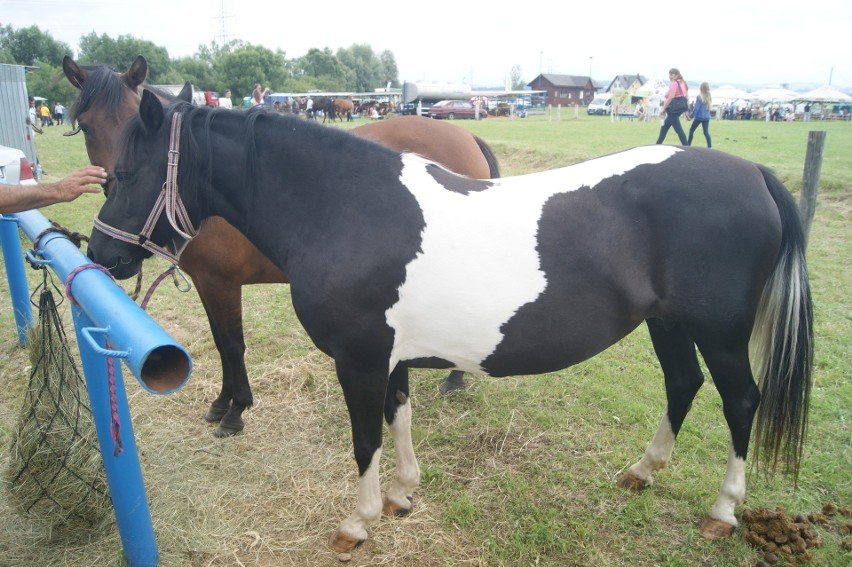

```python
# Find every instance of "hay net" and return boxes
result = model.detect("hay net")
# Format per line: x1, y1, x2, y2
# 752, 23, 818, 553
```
4, 270, 111, 531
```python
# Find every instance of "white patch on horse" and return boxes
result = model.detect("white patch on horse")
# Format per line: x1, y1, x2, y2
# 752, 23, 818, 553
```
708, 446, 747, 527
626, 413, 677, 484
337, 447, 383, 542
386, 399, 419, 511
386, 146, 681, 373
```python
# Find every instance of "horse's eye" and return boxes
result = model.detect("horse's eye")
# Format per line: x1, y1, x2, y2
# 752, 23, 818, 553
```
115, 170, 132, 182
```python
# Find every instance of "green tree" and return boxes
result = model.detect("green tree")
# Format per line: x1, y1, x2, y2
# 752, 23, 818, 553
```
293, 48, 353, 90
337, 44, 383, 92
23, 63, 78, 111
379, 50, 400, 88
172, 56, 219, 91
77, 32, 172, 83
0, 24, 71, 66
510, 65, 525, 90
217, 44, 287, 99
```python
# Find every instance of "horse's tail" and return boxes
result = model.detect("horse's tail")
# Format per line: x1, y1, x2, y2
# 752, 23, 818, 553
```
473, 135, 501, 179
750, 165, 814, 482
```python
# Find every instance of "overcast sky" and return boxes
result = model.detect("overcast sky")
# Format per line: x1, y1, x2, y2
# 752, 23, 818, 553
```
5, 0, 851, 91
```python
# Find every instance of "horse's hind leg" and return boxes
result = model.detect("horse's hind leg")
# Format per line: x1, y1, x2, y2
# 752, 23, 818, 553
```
383, 365, 420, 516
693, 332, 760, 539
619, 318, 705, 490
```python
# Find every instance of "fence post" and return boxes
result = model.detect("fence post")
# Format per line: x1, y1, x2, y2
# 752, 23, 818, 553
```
0, 217, 33, 344
799, 130, 826, 245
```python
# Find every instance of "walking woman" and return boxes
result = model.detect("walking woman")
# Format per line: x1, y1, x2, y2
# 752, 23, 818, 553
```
688, 82, 713, 147
656, 68, 689, 145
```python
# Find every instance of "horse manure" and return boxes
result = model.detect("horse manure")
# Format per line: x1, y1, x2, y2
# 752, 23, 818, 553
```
742, 505, 844, 563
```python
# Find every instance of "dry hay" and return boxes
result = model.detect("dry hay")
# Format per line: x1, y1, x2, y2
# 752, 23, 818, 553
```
3, 287, 111, 538
742, 503, 851, 565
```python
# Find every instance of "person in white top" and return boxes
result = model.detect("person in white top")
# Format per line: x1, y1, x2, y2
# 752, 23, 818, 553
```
219, 89, 233, 109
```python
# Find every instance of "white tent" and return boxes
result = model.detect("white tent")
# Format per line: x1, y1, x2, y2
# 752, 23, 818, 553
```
633, 78, 668, 98
750, 86, 800, 103
793, 85, 852, 103
711, 85, 754, 105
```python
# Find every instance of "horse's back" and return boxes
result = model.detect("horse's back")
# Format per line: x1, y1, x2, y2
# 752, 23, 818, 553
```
352, 116, 493, 179
386, 146, 784, 375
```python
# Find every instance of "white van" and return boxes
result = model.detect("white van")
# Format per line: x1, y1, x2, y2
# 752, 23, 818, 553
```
587, 94, 612, 115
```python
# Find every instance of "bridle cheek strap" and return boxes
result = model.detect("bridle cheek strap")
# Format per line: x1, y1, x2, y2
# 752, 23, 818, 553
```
93, 112, 198, 265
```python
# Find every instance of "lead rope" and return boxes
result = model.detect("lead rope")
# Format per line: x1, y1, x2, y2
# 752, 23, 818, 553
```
65, 264, 123, 457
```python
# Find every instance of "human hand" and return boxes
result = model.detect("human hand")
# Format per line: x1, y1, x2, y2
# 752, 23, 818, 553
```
50, 166, 108, 202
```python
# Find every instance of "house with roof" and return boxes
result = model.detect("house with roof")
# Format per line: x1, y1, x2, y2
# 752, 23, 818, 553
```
527, 74, 598, 107
605, 74, 648, 94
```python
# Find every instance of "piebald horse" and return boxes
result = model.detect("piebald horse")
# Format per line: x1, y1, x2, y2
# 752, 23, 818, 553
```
87, 93, 812, 552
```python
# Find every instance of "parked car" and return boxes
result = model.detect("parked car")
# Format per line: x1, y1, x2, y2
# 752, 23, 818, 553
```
587, 94, 612, 115
428, 100, 486, 120
0, 144, 36, 187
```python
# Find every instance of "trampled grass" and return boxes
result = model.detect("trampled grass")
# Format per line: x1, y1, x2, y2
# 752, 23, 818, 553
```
0, 114, 849, 566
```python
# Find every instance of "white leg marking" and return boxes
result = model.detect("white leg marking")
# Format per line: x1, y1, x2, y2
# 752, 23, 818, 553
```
386, 400, 419, 510
708, 446, 746, 527
627, 413, 676, 484
337, 448, 384, 542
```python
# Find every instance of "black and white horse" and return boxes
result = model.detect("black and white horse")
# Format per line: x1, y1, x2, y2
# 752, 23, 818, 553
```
87, 93, 813, 553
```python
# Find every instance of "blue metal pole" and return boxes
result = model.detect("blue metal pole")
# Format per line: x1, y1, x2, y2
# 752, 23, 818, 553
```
0, 216, 33, 344
1, 209, 193, 567
73, 306, 158, 567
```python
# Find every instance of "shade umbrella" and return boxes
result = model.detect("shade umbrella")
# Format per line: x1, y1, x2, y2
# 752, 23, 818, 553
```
793, 85, 852, 103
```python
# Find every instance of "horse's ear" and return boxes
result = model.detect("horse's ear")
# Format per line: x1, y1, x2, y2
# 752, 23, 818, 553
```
62, 55, 87, 90
177, 82, 193, 103
124, 55, 148, 91
139, 90, 165, 133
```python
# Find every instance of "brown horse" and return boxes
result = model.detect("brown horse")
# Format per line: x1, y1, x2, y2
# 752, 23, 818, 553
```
333, 98, 355, 122
63, 55, 499, 436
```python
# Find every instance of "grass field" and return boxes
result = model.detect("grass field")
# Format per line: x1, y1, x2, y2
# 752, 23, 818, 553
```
0, 113, 849, 566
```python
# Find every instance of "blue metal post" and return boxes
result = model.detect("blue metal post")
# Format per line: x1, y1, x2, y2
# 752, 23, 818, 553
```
73, 306, 158, 566
1, 209, 192, 567
0, 216, 33, 344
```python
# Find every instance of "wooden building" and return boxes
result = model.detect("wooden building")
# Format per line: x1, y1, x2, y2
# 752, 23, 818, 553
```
527, 74, 598, 106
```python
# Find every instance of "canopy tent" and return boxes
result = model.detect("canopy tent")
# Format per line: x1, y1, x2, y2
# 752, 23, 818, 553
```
711, 85, 754, 105
749, 86, 800, 103
793, 85, 852, 103
633, 78, 668, 98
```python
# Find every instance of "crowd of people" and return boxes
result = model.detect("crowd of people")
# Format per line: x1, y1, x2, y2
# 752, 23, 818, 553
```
29, 98, 67, 128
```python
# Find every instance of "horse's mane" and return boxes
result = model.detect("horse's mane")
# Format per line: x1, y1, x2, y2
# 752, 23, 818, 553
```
70, 64, 175, 122
118, 101, 402, 225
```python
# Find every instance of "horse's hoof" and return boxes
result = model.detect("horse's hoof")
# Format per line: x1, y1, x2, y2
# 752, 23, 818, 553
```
617, 472, 649, 491
213, 419, 244, 438
699, 516, 736, 539
439, 378, 466, 395
329, 530, 363, 553
382, 496, 413, 517
204, 403, 229, 423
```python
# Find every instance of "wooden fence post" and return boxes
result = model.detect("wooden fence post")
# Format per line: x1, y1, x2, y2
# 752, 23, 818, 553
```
799, 130, 826, 246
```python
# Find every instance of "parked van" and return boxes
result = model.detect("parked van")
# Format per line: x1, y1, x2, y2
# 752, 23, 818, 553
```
587, 94, 612, 115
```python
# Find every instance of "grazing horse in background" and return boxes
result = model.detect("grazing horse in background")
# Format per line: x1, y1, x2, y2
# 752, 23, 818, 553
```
62, 55, 498, 436
333, 98, 355, 122
88, 94, 812, 552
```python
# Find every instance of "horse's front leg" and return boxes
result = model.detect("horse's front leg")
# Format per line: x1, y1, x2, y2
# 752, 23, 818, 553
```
330, 360, 389, 553
192, 276, 253, 437
383, 365, 419, 516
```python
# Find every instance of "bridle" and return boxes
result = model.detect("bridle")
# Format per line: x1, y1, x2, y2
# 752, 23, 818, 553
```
93, 112, 198, 265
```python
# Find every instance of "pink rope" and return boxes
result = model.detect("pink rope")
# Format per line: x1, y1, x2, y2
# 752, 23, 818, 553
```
65, 263, 115, 306
105, 339, 123, 457
65, 264, 122, 457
